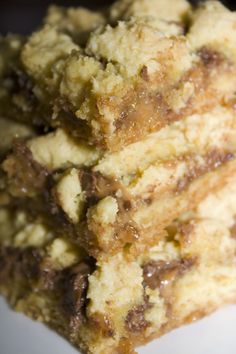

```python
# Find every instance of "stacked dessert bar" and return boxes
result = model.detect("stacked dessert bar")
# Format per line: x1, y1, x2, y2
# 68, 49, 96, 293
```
1, 1, 236, 353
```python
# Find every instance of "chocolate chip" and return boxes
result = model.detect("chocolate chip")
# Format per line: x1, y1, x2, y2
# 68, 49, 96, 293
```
18, 248, 41, 280
125, 305, 150, 333
61, 259, 95, 330
143, 258, 195, 291
3, 140, 49, 197
175, 150, 235, 193
230, 220, 236, 239
198, 47, 224, 68
0, 247, 41, 283
140, 66, 149, 81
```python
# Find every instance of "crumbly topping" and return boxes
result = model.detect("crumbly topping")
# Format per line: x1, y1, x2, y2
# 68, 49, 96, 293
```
47, 237, 82, 268
56, 168, 85, 224
28, 129, 100, 170
188, 1, 236, 61
22, 25, 79, 79
110, 0, 191, 22
44, 5, 105, 44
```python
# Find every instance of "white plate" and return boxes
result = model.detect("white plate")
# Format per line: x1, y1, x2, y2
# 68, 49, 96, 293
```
0, 297, 235, 354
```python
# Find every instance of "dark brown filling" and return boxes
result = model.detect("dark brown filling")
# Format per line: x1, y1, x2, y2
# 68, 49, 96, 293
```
2, 140, 49, 198
80, 169, 118, 207
77, 169, 139, 255
125, 304, 151, 334
79, 169, 133, 209
198, 47, 225, 68
142, 257, 196, 321
175, 150, 234, 193
39, 261, 61, 291
230, 220, 236, 239
8, 69, 36, 105
0, 64, 51, 128
0, 246, 42, 284
0, 244, 95, 331
60, 260, 95, 332
143, 258, 195, 291
55, 98, 92, 142
40, 257, 95, 333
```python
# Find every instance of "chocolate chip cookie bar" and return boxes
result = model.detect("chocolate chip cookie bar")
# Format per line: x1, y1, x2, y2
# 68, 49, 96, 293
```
1, 1, 236, 354
2, 0, 236, 150
3, 107, 236, 257
1, 175, 236, 353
